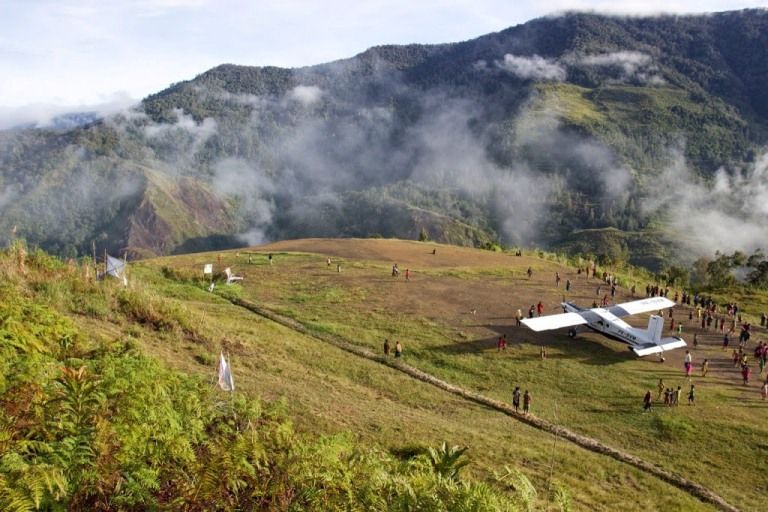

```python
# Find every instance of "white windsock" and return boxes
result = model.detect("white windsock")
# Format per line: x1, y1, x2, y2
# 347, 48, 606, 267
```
217, 352, 235, 392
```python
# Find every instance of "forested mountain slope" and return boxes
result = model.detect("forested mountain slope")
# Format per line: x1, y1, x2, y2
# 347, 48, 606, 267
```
2, 9, 767, 268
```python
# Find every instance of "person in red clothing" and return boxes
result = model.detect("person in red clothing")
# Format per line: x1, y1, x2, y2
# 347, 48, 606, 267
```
536, 301, 544, 317
742, 364, 751, 385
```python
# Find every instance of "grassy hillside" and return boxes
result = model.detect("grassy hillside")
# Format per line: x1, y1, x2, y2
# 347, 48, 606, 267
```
0, 241, 545, 511
6, 237, 763, 509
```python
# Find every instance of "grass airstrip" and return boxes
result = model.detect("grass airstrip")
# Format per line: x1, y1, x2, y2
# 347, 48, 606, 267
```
108, 239, 767, 510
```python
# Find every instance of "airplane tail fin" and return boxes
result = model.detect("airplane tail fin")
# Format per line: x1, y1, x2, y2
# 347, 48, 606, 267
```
647, 315, 664, 343
631, 315, 685, 357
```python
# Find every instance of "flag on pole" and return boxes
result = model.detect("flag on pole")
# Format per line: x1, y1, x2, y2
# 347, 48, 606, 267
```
106, 255, 126, 278
217, 352, 235, 391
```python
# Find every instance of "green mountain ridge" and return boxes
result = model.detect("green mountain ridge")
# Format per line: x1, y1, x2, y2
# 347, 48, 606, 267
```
2, 9, 768, 267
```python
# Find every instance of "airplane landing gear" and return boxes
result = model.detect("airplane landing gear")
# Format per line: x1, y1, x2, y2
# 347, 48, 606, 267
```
568, 328, 577, 338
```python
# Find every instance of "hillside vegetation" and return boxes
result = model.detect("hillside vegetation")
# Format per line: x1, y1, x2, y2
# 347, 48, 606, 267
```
6, 238, 768, 510
0, 241, 541, 511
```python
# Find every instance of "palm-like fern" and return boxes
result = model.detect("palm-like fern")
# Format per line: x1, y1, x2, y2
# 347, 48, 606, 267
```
427, 442, 470, 482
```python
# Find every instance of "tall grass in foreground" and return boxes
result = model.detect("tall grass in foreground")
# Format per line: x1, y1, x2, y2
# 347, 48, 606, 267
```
0, 242, 558, 511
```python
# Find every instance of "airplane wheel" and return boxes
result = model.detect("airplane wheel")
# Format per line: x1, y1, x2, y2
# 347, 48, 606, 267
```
568, 328, 577, 338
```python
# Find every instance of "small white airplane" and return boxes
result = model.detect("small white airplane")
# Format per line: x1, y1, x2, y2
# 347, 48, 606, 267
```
521, 296, 686, 357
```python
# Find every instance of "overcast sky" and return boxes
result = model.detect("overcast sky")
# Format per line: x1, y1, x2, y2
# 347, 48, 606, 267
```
0, 0, 763, 125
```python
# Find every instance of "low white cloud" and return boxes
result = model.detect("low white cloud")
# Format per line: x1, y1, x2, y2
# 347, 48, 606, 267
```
580, 51, 650, 74
571, 51, 665, 84
0, 92, 137, 130
287, 85, 324, 106
143, 108, 217, 140
642, 149, 768, 257
211, 157, 276, 245
497, 54, 567, 81
0, 184, 19, 211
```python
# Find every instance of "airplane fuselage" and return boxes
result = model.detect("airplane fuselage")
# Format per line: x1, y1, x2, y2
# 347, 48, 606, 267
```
563, 302, 644, 345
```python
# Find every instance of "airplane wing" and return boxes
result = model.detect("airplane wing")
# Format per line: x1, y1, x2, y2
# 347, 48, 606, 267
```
607, 297, 676, 318
521, 313, 590, 332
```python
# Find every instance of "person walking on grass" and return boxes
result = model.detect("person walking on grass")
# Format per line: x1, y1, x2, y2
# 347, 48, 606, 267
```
395, 341, 403, 358
512, 387, 521, 412
688, 385, 696, 406
383, 339, 390, 357
761, 379, 768, 401
742, 364, 751, 385
702, 359, 709, 377
523, 390, 531, 414
657, 379, 665, 400
643, 390, 653, 412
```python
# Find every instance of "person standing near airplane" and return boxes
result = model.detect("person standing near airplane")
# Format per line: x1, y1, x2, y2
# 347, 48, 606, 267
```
643, 390, 653, 412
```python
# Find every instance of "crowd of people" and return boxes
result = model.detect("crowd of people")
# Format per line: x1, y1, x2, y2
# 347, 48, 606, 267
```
373, 253, 768, 421
533, 267, 768, 410
642, 287, 768, 407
